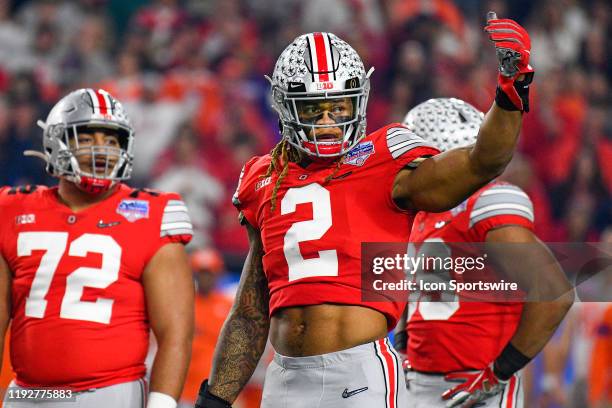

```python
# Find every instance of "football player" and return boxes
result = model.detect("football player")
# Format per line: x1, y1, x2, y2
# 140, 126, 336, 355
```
197, 13, 536, 408
0, 89, 195, 408
395, 98, 574, 408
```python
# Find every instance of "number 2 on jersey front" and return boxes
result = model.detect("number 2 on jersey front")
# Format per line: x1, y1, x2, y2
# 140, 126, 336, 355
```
18, 232, 121, 324
281, 184, 338, 281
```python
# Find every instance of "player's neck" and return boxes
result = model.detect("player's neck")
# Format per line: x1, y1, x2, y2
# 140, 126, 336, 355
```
57, 179, 119, 212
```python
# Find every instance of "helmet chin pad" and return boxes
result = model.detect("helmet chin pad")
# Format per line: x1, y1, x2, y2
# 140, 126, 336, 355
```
74, 175, 115, 195
301, 139, 348, 156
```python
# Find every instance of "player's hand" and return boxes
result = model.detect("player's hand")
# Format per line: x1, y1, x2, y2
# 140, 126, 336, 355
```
485, 11, 534, 112
441, 364, 509, 408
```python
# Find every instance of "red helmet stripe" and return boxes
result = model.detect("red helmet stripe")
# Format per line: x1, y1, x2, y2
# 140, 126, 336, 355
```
95, 90, 108, 114
313, 32, 329, 81
100, 89, 114, 114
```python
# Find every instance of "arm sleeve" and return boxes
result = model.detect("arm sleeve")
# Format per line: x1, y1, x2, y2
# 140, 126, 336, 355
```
469, 184, 535, 239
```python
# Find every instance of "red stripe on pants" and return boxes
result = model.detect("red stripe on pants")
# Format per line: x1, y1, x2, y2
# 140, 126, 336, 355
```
506, 376, 516, 408
378, 339, 396, 408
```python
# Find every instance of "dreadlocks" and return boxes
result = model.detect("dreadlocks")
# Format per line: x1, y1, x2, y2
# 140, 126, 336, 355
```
262, 139, 345, 211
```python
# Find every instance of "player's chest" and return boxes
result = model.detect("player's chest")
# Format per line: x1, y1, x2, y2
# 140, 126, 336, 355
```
259, 168, 384, 239
6, 206, 154, 279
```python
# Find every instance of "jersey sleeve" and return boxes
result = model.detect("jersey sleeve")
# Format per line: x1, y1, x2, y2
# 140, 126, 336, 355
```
468, 183, 535, 239
159, 194, 193, 245
232, 156, 263, 228
384, 125, 440, 170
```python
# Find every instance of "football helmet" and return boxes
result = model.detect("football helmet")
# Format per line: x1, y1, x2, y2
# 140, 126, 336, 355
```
402, 98, 484, 152
28, 88, 134, 194
268, 32, 373, 157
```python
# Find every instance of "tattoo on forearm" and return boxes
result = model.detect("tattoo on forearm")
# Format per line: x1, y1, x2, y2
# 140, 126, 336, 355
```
209, 234, 269, 401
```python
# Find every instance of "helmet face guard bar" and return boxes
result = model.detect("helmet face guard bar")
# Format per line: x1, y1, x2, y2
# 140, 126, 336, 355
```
25, 88, 136, 194
268, 32, 374, 158
271, 80, 370, 158
42, 121, 134, 182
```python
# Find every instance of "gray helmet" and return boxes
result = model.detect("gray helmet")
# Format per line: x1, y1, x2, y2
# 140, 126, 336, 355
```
30, 88, 134, 191
267, 32, 373, 157
402, 98, 484, 152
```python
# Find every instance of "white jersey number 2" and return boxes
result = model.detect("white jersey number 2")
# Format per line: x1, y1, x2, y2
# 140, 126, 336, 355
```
281, 184, 338, 281
18, 232, 120, 324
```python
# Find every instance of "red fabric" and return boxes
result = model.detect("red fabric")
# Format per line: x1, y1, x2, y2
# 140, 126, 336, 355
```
0, 185, 191, 390
233, 124, 439, 329
406, 182, 531, 373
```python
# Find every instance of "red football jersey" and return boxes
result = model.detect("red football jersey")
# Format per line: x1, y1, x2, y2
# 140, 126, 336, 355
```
0, 184, 192, 390
233, 124, 439, 329
406, 182, 534, 373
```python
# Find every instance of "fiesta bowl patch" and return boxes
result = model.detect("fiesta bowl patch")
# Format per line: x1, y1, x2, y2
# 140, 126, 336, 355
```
117, 199, 149, 222
345, 141, 375, 166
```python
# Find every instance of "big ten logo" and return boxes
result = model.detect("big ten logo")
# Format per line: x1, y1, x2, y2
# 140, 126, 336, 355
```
316, 82, 334, 90
255, 176, 272, 191
16, 214, 36, 225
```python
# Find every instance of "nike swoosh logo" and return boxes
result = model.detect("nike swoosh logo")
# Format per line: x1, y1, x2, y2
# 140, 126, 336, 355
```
331, 171, 353, 180
97, 220, 121, 228
434, 221, 447, 229
342, 387, 368, 398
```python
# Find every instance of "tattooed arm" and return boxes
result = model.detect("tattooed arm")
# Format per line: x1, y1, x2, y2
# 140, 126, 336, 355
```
205, 221, 270, 404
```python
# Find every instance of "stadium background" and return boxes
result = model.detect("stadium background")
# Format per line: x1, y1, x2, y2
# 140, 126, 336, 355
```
0, 0, 610, 407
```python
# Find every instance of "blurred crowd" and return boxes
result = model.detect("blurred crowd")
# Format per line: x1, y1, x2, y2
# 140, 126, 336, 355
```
0, 0, 610, 407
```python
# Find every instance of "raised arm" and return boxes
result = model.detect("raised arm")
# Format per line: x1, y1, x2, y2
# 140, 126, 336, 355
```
196, 222, 270, 407
143, 243, 195, 404
393, 13, 534, 212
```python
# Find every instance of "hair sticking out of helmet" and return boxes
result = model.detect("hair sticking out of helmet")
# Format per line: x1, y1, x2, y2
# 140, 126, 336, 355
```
402, 98, 484, 152
26, 88, 135, 194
